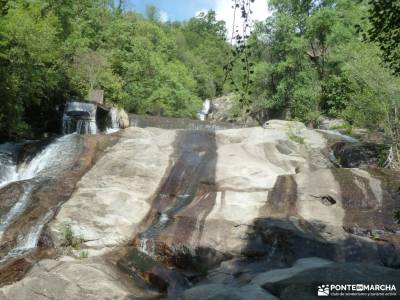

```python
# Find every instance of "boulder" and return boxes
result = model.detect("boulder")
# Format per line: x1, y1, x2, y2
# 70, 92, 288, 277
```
207, 95, 234, 123
117, 108, 130, 129
252, 257, 333, 286
332, 142, 389, 168
252, 259, 400, 300
183, 283, 279, 300
0, 258, 139, 300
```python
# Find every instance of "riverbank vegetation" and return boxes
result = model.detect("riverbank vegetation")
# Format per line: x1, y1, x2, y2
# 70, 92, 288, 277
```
0, 1, 229, 138
232, 0, 400, 167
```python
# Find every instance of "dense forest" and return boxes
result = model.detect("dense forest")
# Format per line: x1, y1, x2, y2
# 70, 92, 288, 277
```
0, 0, 399, 165
0, 0, 230, 138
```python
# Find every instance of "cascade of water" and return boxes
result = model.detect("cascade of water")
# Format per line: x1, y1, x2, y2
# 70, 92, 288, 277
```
105, 109, 120, 134
0, 134, 79, 190
0, 183, 34, 241
138, 213, 169, 257
0, 210, 53, 264
110, 109, 119, 129
0, 134, 80, 262
0, 144, 19, 189
17, 134, 79, 180
62, 102, 98, 135
318, 129, 358, 143
62, 115, 75, 135
197, 99, 211, 121
75, 119, 97, 134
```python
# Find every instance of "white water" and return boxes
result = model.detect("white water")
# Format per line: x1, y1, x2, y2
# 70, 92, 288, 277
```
0, 183, 34, 241
139, 238, 153, 256
318, 129, 358, 143
105, 128, 119, 134
0, 210, 53, 263
16, 134, 79, 181
109, 109, 119, 129
0, 134, 79, 189
105, 109, 120, 134
197, 99, 211, 121
0, 144, 19, 188
139, 213, 169, 257
62, 102, 98, 134
0, 134, 80, 261
76, 119, 97, 134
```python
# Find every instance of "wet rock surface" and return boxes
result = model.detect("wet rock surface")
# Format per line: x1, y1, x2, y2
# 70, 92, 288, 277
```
332, 142, 389, 168
255, 259, 400, 300
1, 118, 399, 299
50, 127, 176, 256
0, 133, 119, 286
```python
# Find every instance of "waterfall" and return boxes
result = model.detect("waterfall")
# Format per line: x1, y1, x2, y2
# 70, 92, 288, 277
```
0, 143, 19, 188
0, 134, 80, 262
197, 99, 211, 121
62, 101, 98, 135
0, 183, 34, 241
0, 133, 80, 194
318, 129, 358, 143
110, 109, 119, 129
105, 108, 120, 134
16, 134, 80, 181
0, 210, 53, 264
139, 213, 169, 257
76, 120, 97, 135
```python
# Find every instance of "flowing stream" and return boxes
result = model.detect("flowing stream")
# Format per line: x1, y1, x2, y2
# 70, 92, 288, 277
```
138, 130, 217, 257
0, 134, 81, 263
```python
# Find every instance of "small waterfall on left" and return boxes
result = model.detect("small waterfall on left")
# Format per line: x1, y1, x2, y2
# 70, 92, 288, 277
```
62, 101, 98, 135
0, 143, 19, 189
105, 108, 120, 134
0, 134, 81, 263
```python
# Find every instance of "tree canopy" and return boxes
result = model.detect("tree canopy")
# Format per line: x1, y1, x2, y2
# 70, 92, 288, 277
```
0, 1, 230, 138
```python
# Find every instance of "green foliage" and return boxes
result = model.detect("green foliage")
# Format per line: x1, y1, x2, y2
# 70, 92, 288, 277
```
367, 0, 400, 75
0, 3, 229, 139
287, 123, 305, 144
79, 250, 89, 259
60, 223, 84, 249
394, 210, 400, 225
238, 0, 399, 149
0, 1, 63, 137
331, 123, 353, 136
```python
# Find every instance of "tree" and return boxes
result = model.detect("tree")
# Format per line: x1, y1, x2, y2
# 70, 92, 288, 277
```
367, 0, 400, 75
0, 2, 232, 138
70, 49, 108, 91
0, 2, 62, 137
146, 5, 158, 21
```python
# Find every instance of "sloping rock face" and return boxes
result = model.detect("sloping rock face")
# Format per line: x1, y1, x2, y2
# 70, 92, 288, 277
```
0, 258, 134, 300
50, 127, 176, 256
1, 119, 400, 299
0, 134, 119, 285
